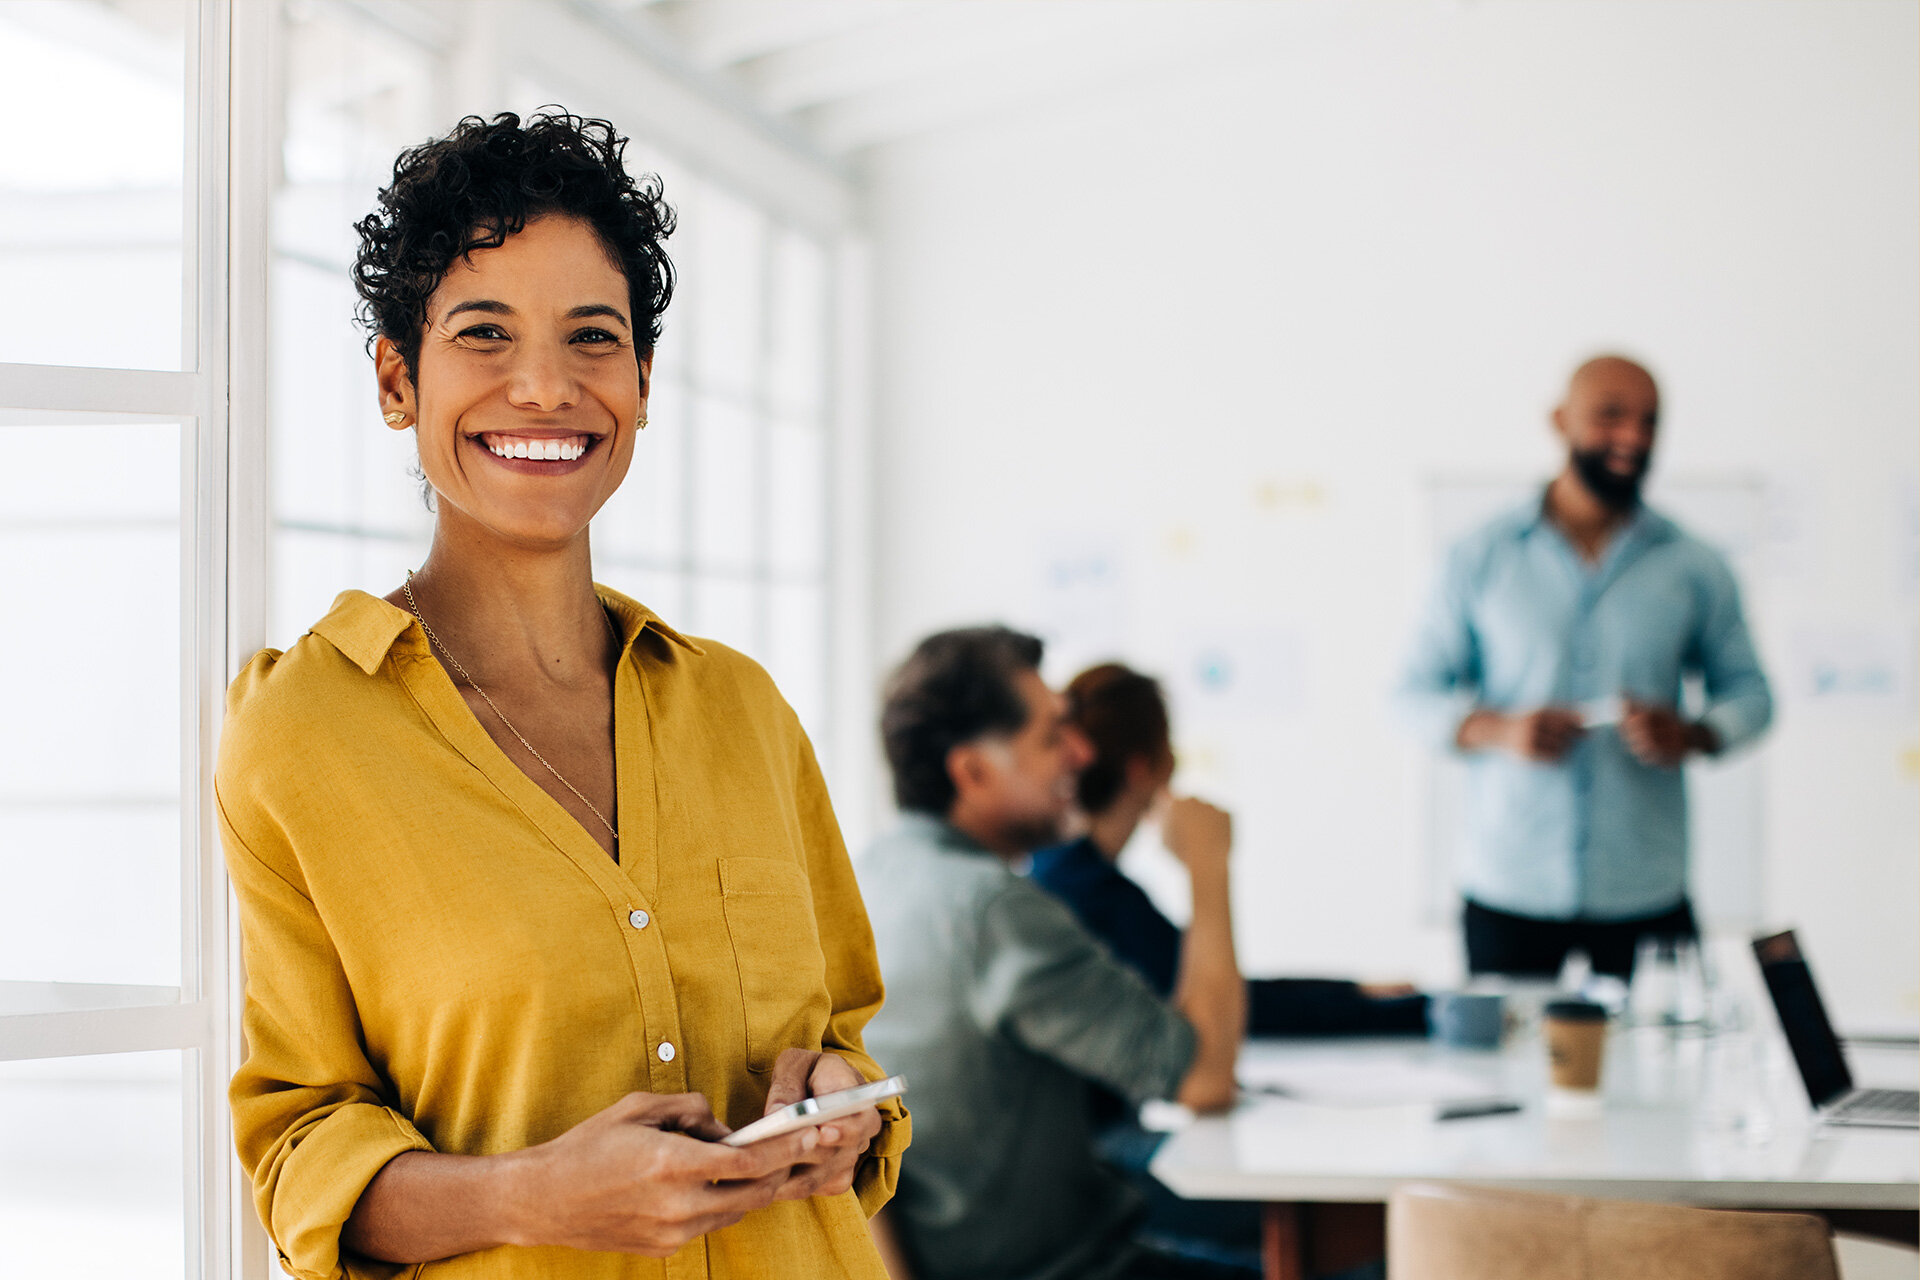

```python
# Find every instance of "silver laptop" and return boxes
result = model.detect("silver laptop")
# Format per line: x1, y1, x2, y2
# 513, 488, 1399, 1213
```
1753, 930, 1918, 1129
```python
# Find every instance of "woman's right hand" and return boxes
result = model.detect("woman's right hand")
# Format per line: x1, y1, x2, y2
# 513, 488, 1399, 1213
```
508, 1091, 818, 1256
1159, 794, 1233, 880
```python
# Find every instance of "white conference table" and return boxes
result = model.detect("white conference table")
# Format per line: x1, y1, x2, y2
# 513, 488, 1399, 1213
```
1150, 1029, 1919, 1279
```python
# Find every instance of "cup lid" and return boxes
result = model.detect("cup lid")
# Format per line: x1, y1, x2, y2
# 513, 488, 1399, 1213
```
1543, 999, 1608, 1022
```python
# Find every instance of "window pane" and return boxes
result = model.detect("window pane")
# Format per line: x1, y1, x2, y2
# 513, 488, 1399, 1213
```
596, 375, 686, 563
271, 256, 397, 530
272, 1, 441, 651
768, 583, 828, 743
692, 398, 760, 573
272, 526, 354, 648
769, 231, 828, 418
624, 141, 692, 388
602, 567, 687, 628
0, 2, 191, 370
274, 527, 426, 650
0, 1052, 185, 1279
691, 576, 760, 656
650, 310, 690, 385
278, 1, 437, 262
768, 420, 826, 578
0, 420, 180, 989
506, 74, 567, 119
0, 808, 181, 989
691, 184, 766, 400
2, 526, 180, 795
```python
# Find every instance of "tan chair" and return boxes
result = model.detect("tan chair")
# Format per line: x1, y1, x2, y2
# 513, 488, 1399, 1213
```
1388, 1183, 1840, 1280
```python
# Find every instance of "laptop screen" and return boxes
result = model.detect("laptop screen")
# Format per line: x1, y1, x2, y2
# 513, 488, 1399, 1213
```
1753, 930, 1853, 1108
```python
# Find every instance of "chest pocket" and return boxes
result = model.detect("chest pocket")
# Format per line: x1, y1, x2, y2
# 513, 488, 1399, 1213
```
719, 857, 832, 1072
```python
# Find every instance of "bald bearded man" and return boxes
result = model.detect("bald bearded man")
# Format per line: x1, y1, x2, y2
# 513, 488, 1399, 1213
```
1397, 356, 1773, 978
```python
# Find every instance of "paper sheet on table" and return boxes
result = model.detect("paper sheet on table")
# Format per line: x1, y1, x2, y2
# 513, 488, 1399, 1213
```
1238, 1057, 1494, 1107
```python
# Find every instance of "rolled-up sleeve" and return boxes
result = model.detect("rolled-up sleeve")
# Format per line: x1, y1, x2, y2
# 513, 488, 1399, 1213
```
970, 882, 1196, 1107
1691, 557, 1773, 754
218, 787, 433, 1280
1394, 541, 1484, 750
791, 734, 911, 1215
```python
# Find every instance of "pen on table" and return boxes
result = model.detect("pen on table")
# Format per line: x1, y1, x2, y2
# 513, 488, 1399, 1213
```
1435, 1098, 1523, 1121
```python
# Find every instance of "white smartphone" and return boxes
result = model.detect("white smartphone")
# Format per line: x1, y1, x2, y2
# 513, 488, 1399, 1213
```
719, 1074, 907, 1148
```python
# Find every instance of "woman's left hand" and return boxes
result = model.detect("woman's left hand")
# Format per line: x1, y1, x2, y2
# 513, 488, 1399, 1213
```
762, 1049, 884, 1201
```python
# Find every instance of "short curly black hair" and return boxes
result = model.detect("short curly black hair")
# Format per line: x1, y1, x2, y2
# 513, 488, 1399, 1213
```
880, 626, 1045, 816
351, 110, 675, 382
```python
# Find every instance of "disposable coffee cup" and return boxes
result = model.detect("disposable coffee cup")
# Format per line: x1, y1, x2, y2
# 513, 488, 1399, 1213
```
1543, 999, 1608, 1091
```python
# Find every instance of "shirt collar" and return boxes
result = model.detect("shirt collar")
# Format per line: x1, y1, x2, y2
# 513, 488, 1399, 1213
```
1518, 486, 1672, 546
894, 810, 995, 857
309, 585, 705, 677
598, 584, 706, 659
1028, 834, 1110, 877
1036, 834, 1106, 864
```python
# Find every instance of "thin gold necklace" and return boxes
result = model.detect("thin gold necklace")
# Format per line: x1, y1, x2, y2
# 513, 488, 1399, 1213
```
402, 570, 619, 845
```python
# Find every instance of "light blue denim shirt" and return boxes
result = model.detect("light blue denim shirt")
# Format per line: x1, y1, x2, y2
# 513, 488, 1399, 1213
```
1396, 496, 1773, 920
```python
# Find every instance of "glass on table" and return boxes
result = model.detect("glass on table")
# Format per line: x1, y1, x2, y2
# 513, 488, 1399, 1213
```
1700, 995, 1775, 1141
1628, 934, 1709, 1028
1628, 935, 1677, 1026
1672, 936, 1710, 1027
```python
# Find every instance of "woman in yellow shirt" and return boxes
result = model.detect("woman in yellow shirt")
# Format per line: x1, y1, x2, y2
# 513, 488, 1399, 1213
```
217, 110, 906, 1280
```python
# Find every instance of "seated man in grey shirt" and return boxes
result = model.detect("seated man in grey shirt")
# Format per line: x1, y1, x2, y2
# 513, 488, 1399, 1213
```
860, 626, 1246, 1280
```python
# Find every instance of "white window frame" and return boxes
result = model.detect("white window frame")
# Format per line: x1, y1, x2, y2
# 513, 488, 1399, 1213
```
0, 7, 868, 1278
0, 2, 274, 1275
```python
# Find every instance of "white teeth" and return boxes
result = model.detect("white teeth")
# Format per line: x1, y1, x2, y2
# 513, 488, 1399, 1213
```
484, 436, 589, 461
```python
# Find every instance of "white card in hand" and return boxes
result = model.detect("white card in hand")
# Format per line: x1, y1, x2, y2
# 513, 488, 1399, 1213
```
1578, 696, 1624, 728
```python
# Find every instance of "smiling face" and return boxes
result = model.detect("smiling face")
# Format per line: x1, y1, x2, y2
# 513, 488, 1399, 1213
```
1552, 356, 1660, 510
376, 214, 648, 551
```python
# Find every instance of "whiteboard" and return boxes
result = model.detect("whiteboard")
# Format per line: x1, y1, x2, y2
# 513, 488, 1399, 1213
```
1420, 476, 1767, 928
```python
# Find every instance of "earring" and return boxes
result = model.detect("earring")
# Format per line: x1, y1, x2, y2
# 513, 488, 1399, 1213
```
636, 414, 648, 430
384, 411, 408, 426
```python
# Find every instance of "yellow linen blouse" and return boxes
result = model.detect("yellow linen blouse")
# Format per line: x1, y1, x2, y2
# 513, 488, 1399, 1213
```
216, 588, 908, 1280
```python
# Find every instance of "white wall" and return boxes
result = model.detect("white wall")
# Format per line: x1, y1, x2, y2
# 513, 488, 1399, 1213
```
859, 0, 1919, 1025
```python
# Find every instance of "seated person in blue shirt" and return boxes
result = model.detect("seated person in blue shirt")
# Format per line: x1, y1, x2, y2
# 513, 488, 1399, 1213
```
1395, 355, 1772, 978
1031, 662, 1429, 1036
1032, 665, 1398, 1278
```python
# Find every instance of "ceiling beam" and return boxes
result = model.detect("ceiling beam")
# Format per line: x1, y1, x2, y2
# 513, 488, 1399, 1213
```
650, 0, 908, 71
794, 3, 1286, 154
505, 2, 857, 231
730, 1, 1020, 115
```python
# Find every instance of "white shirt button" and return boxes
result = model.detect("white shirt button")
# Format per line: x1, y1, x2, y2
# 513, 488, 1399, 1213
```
628, 909, 650, 929
657, 1041, 676, 1063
